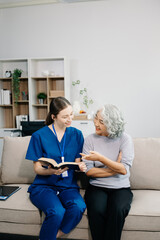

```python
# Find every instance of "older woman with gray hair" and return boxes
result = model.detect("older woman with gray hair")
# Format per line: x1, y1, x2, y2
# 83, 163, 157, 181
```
81, 104, 134, 240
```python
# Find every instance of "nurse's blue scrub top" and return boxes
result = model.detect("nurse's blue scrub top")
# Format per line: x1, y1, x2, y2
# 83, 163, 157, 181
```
26, 126, 84, 191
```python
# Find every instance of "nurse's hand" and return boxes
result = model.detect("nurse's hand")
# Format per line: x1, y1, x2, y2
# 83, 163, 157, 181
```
34, 161, 68, 176
48, 165, 68, 175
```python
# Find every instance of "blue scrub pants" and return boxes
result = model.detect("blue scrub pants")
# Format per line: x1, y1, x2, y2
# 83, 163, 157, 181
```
29, 185, 86, 240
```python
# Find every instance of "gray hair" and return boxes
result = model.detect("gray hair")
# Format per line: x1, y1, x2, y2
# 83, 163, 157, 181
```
101, 104, 125, 139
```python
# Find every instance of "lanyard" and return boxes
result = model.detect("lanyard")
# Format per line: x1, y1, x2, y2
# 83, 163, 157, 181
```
52, 124, 66, 162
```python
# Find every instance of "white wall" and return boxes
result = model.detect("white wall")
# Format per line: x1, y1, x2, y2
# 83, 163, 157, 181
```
0, 0, 160, 137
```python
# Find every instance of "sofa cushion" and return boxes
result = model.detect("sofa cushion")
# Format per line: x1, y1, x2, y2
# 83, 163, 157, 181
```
1, 136, 35, 184
121, 231, 160, 240
124, 190, 160, 231
0, 184, 41, 225
130, 138, 160, 190
0, 222, 40, 236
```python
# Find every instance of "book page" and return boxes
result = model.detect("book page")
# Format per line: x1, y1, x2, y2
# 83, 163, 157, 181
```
38, 157, 58, 167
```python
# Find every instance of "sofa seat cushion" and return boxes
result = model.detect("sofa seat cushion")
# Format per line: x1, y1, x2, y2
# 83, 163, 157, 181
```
124, 190, 160, 231
0, 184, 41, 225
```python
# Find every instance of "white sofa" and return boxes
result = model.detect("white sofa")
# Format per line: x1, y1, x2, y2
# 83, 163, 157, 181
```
0, 136, 160, 240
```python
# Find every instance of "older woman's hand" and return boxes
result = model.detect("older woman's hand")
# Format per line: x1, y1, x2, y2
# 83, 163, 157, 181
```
80, 151, 102, 161
78, 162, 87, 172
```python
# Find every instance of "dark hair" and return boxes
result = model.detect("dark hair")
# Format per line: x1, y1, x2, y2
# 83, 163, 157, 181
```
45, 97, 71, 125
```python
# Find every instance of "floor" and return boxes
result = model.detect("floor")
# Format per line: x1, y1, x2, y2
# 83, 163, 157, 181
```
0, 234, 38, 240
0, 234, 75, 240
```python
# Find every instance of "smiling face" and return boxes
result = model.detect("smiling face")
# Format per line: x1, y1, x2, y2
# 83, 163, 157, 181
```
52, 105, 73, 129
94, 110, 109, 136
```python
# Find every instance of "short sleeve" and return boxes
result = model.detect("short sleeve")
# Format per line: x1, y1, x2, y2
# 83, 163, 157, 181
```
75, 130, 84, 158
25, 133, 43, 161
120, 134, 134, 169
82, 135, 94, 172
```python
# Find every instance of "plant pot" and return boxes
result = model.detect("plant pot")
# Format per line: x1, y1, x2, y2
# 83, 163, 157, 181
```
38, 99, 44, 104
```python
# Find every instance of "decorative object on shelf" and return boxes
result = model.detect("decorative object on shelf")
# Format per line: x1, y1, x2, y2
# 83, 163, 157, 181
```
72, 80, 94, 111
22, 91, 28, 100
5, 70, 12, 78
42, 70, 49, 76
79, 88, 93, 109
73, 101, 81, 115
12, 68, 23, 104
37, 92, 47, 104
49, 71, 55, 76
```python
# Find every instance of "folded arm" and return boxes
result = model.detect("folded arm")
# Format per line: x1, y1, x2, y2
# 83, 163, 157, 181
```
86, 167, 117, 177
81, 151, 126, 177
98, 152, 126, 175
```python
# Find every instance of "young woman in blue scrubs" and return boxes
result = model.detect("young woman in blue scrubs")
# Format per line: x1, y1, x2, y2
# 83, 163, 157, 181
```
26, 97, 86, 240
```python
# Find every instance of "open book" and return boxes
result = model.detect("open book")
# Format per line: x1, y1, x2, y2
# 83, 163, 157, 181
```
38, 157, 80, 171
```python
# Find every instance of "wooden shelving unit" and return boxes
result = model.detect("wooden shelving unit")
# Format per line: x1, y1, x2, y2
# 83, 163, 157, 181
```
29, 57, 68, 121
0, 57, 69, 128
0, 59, 29, 128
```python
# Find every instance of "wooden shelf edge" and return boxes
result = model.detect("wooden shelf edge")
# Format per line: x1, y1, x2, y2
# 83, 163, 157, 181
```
0, 77, 12, 80
32, 104, 48, 107
0, 77, 28, 80
14, 100, 29, 103
73, 115, 88, 120
0, 104, 13, 107
31, 76, 64, 80
31, 77, 47, 80
19, 77, 28, 80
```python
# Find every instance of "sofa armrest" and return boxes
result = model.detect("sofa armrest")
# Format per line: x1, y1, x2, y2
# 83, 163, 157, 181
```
0, 166, 2, 185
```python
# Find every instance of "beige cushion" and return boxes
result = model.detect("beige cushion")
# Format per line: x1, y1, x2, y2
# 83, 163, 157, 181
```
0, 222, 40, 236
124, 190, 160, 231
121, 231, 160, 240
130, 138, 160, 190
1, 136, 35, 184
0, 184, 41, 225
64, 228, 89, 240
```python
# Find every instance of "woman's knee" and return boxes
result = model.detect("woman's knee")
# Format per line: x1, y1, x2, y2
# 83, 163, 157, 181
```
64, 194, 86, 213
111, 202, 131, 218
71, 199, 86, 215
86, 200, 107, 219
45, 206, 65, 222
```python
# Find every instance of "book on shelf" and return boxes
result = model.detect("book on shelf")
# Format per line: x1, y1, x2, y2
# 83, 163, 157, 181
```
0, 89, 3, 105
0, 186, 21, 200
0, 89, 11, 105
38, 157, 80, 171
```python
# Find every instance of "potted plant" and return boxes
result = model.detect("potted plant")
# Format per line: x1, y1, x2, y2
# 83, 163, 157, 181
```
37, 92, 47, 104
72, 80, 93, 110
12, 68, 23, 104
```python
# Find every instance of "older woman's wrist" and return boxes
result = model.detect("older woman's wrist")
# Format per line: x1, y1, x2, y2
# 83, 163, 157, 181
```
99, 154, 106, 163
